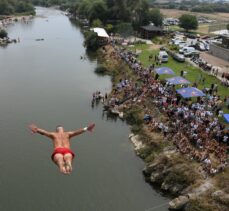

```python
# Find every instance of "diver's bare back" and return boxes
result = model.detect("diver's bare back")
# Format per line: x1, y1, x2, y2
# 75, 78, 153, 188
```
51, 132, 71, 149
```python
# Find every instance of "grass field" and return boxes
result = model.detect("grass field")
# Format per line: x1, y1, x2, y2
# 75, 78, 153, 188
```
128, 44, 229, 113
161, 9, 229, 35
161, 9, 229, 22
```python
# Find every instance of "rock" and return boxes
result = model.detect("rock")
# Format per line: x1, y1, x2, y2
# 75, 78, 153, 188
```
143, 162, 158, 175
212, 190, 229, 205
169, 195, 189, 210
171, 185, 184, 195
211, 190, 224, 198
161, 182, 172, 191
118, 112, 124, 119
150, 172, 161, 183
129, 134, 145, 151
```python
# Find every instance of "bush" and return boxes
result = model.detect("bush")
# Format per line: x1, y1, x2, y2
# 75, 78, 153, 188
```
169, 44, 179, 51
92, 19, 103, 27
137, 146, 154, 160
94, 65, 108, 74
125, 105, 143, 125
84, 31, 99, 51
179, 14, 198, 31
115, 22, 133, 38
0, 29, 8, 39
105, 24, 114, 33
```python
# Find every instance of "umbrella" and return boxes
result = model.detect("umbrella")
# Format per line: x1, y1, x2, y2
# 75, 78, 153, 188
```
223, 114, 229, 123
166, 76, 191, 85
176, 87, 206, 98
155, 67, 175, 75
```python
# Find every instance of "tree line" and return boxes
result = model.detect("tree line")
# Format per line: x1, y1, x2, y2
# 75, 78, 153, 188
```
0, 0, 35, 15
71, 0, 163, 29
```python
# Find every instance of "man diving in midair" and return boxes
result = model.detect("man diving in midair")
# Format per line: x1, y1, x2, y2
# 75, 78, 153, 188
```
29, 123, 95, 175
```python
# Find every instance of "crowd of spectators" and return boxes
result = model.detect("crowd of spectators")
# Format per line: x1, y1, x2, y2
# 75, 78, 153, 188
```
103, 45, 228, 176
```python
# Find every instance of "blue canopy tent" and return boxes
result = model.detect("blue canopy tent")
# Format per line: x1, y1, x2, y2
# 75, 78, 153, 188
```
166, 76, 191, 85
223, 114, 229, 123
176, 87, 206, 98
155, 67, 175, 75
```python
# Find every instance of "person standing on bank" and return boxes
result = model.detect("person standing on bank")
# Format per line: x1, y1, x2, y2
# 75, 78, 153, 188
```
29, 123, 95, 175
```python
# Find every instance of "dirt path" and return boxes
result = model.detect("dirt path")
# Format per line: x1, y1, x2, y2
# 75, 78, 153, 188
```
200, 52, 229, 74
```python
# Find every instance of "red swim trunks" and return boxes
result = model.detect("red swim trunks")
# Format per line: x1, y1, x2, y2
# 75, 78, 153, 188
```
51, 147, 75, 160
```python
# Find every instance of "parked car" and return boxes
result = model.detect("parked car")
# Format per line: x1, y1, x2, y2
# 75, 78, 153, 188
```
184, 50, 200, 57
179, 46, 196, 54
196, 42, 206, 51
158, 51, 169, 62
174, 53, 185, 62
178, 41, 188, 48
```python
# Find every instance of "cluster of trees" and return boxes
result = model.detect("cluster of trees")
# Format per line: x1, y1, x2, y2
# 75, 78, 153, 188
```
179, 14, 198, 31
31, 0, 77, 8
0, 0, 35, 15
191, 3, 229, 13
73, 0, 163, 30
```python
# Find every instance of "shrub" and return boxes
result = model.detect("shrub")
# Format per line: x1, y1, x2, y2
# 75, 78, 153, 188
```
84, 31, 99, 50
94, 65, 108, 74
0, 29, 8, 39
92, 19, 103, 28
125, 105, 143, 125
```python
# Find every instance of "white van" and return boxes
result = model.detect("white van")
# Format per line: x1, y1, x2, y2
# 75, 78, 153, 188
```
158, 51, 168, 62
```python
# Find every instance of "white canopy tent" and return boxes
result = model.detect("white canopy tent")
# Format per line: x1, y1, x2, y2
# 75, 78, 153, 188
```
92, 28, 109, 38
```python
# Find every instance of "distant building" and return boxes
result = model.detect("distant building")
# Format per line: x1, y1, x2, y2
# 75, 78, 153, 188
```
140, 23, 164, 39
222, 34, 229, 49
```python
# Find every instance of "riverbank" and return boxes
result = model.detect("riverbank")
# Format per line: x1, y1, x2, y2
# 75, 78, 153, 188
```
97, 44, 228, 211
0, 15, 33, 45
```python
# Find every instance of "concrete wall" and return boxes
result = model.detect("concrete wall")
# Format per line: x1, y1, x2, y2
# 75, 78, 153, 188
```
209, 44, 229, 61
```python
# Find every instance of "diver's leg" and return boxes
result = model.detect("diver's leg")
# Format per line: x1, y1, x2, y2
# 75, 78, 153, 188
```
53, 154, 67, 174
64, 153, 73, 174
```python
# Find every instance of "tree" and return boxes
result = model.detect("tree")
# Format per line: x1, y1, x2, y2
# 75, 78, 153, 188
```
149, 8, 163, 27
179, 14, 198, 32
132, 0, 150, 29
84, 31, 99, 50
91, 18, 103, 27
88, 0, 107, 23
0, 29, 8, 38
78, 0, 91, 17
227, 23, 229, 31
116, 22, 133, 38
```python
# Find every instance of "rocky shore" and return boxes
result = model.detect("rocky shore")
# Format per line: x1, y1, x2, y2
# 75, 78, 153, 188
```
96, 44, 229, 211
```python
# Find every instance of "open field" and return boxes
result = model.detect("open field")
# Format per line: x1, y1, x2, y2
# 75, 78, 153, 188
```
128, 44, 229, 112
161, 9, 229, 22
167, 24, 211, 34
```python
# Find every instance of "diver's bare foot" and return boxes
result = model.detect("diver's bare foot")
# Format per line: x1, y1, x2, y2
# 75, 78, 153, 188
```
62, 167, 67, 174
65, 162, 73, 174
58, 163, 67, 174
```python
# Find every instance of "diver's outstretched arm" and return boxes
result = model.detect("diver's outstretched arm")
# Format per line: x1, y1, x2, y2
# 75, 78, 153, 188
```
68, 123, 95, 138
29, 124, 54, 138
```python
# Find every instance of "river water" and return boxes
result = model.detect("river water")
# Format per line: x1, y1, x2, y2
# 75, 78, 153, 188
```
0, 7, 169, 211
